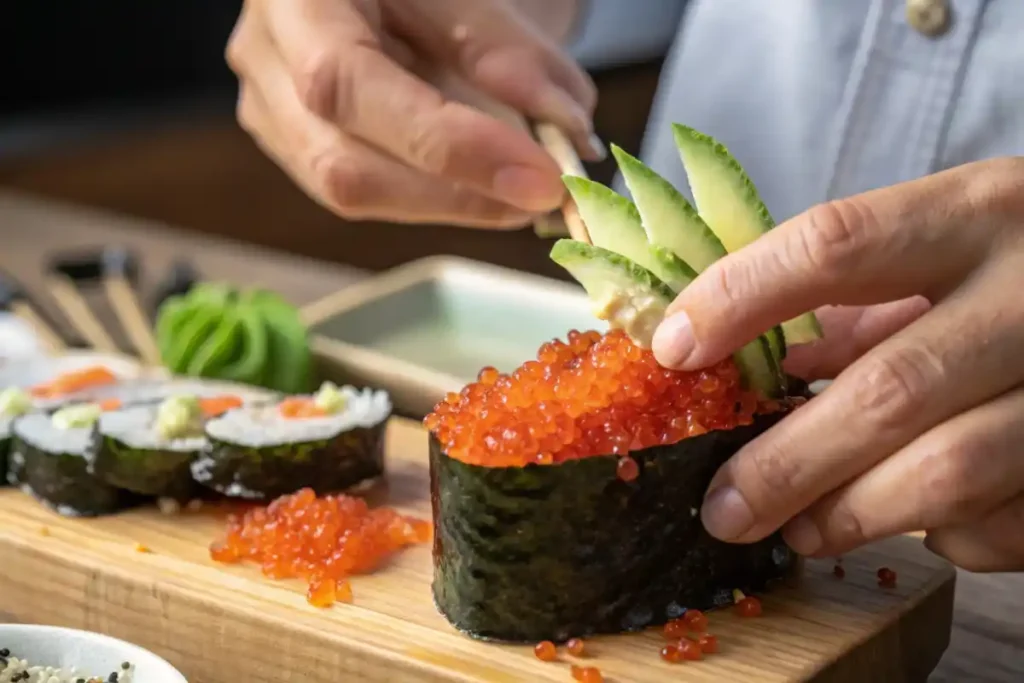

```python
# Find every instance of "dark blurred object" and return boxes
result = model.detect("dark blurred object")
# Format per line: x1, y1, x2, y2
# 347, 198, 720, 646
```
51, 247, 140, 285
152, 259, 201, 315
3, 1, 242, 117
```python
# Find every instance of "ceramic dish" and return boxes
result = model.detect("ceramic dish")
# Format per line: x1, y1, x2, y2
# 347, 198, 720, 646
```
0, 624, 186, 682
304, 256, 604, 417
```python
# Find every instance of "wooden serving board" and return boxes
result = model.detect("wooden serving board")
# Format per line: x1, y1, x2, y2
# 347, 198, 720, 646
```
0, 418, 955, 683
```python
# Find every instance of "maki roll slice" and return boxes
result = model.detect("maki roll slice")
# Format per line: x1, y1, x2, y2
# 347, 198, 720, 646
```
86, 392, 250, 499
192, 382, 391, 500
0, 387, 33, 486
10, 401, 143, 516
426, 124, 821, 642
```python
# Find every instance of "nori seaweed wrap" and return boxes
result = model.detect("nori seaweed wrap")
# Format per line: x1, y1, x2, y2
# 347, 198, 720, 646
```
192, 384, 390, 500
430, 412, 797, 642
86, 402, 210, 499
0, 424, 11, 487
86, 383, 275, 499
11, 411, 144, 517
426, 329, 806, 643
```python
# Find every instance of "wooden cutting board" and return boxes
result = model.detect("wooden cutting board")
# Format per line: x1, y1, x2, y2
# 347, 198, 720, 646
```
0, 418, 955, 683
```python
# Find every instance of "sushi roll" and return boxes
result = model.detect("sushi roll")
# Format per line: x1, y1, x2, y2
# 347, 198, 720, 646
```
192, 382, 390, 500
0, 387, 33, 485
10, 401, 143, 516
86, 392, 250, 498
426, 125, 821, 642
427, 330, 804, 642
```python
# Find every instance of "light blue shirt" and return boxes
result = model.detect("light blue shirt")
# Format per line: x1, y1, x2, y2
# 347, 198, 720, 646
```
573, 0, 1024, 223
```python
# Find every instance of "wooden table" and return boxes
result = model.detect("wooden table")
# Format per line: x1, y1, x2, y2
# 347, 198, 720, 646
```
0, 191, 1020, 681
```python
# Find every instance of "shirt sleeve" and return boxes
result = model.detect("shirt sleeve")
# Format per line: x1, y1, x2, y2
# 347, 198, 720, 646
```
566, 0, 688, 69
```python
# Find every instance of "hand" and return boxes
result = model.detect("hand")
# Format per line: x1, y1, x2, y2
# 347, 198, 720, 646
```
651, 157, 1024, 572
227, 0, 599, 228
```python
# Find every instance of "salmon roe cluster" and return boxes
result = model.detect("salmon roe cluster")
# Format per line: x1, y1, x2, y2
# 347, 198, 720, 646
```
425, 329, 775, 466
209, 488, 432, 607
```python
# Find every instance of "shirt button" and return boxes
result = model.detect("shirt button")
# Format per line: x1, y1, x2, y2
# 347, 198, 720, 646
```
906, 0, 951, 37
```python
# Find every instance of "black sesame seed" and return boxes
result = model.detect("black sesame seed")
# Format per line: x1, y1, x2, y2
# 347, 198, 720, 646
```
77, 678, 86, 683
109, 672, 119, 682
122, 661, 130, 669
0, 648, 9, 656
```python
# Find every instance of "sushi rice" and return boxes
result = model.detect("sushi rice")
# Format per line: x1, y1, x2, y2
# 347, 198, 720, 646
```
203, 385, 390, 449
86, 383, 275, 499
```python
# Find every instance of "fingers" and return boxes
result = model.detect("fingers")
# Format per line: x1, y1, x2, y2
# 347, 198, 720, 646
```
260, 0, 566, 213
924, 495, 1024, 573
386, 0, 602, 159
234, 30, 533, 228
653, 164, 996, 371
699, 263, 1024, 546
782, 297, 931, 381
780, 385, 1024, 558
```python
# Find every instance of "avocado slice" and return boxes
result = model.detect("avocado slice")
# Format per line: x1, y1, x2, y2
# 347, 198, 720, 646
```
611, 145, 727, 273
671, 124, 824, 346
550, 239, 784, 397
562, 176, 696, 293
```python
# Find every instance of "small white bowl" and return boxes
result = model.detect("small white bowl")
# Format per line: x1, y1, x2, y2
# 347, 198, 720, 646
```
0, 624, 186, 682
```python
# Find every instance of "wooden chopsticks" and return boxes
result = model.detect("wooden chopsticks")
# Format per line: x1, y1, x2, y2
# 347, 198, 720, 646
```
532, 123, 592, 244
104, 272, 162, 365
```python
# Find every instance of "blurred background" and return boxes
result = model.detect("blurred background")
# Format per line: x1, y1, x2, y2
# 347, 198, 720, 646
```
0, 0, 677, 281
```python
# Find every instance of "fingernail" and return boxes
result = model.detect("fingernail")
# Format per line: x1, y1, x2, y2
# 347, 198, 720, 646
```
537, 86, 593, 138
783, 515, 823, 556
492, 165, 563, 212
652, 311, 695, 368
701, 486, 755, 541
584, 133, 607, 162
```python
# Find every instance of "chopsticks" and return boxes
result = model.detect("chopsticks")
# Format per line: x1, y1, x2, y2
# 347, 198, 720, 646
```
532, 123, 592, 244
105, 271, 161, 365
44, 272, 120, 354
99, 248, 162, 365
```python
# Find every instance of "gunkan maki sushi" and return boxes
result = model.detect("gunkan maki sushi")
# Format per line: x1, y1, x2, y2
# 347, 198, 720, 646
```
86, 392, 250, 499
191, 382, 391, 500
10, 401, 143, 516
426, 124, 823, 642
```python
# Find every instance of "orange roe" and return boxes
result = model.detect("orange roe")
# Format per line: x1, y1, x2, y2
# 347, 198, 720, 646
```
678, 639, 702, 661
697, 634, 719, 654
209, 487, 431, 607
684, 610, 708, 633
736, 596, 762, 618
425, 330, 774, 466
533, 641, 557, 662
616, 457, 639, 482
571, 665, 603, 683
566, 638, 585, 657
663, 619, 687, 640
660, 645, 682, 663
877, 567, 897, 588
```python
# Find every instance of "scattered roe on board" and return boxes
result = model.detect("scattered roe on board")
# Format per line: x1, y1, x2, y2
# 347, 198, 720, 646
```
209, 488, 432, 607
425, 329, 783, 467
